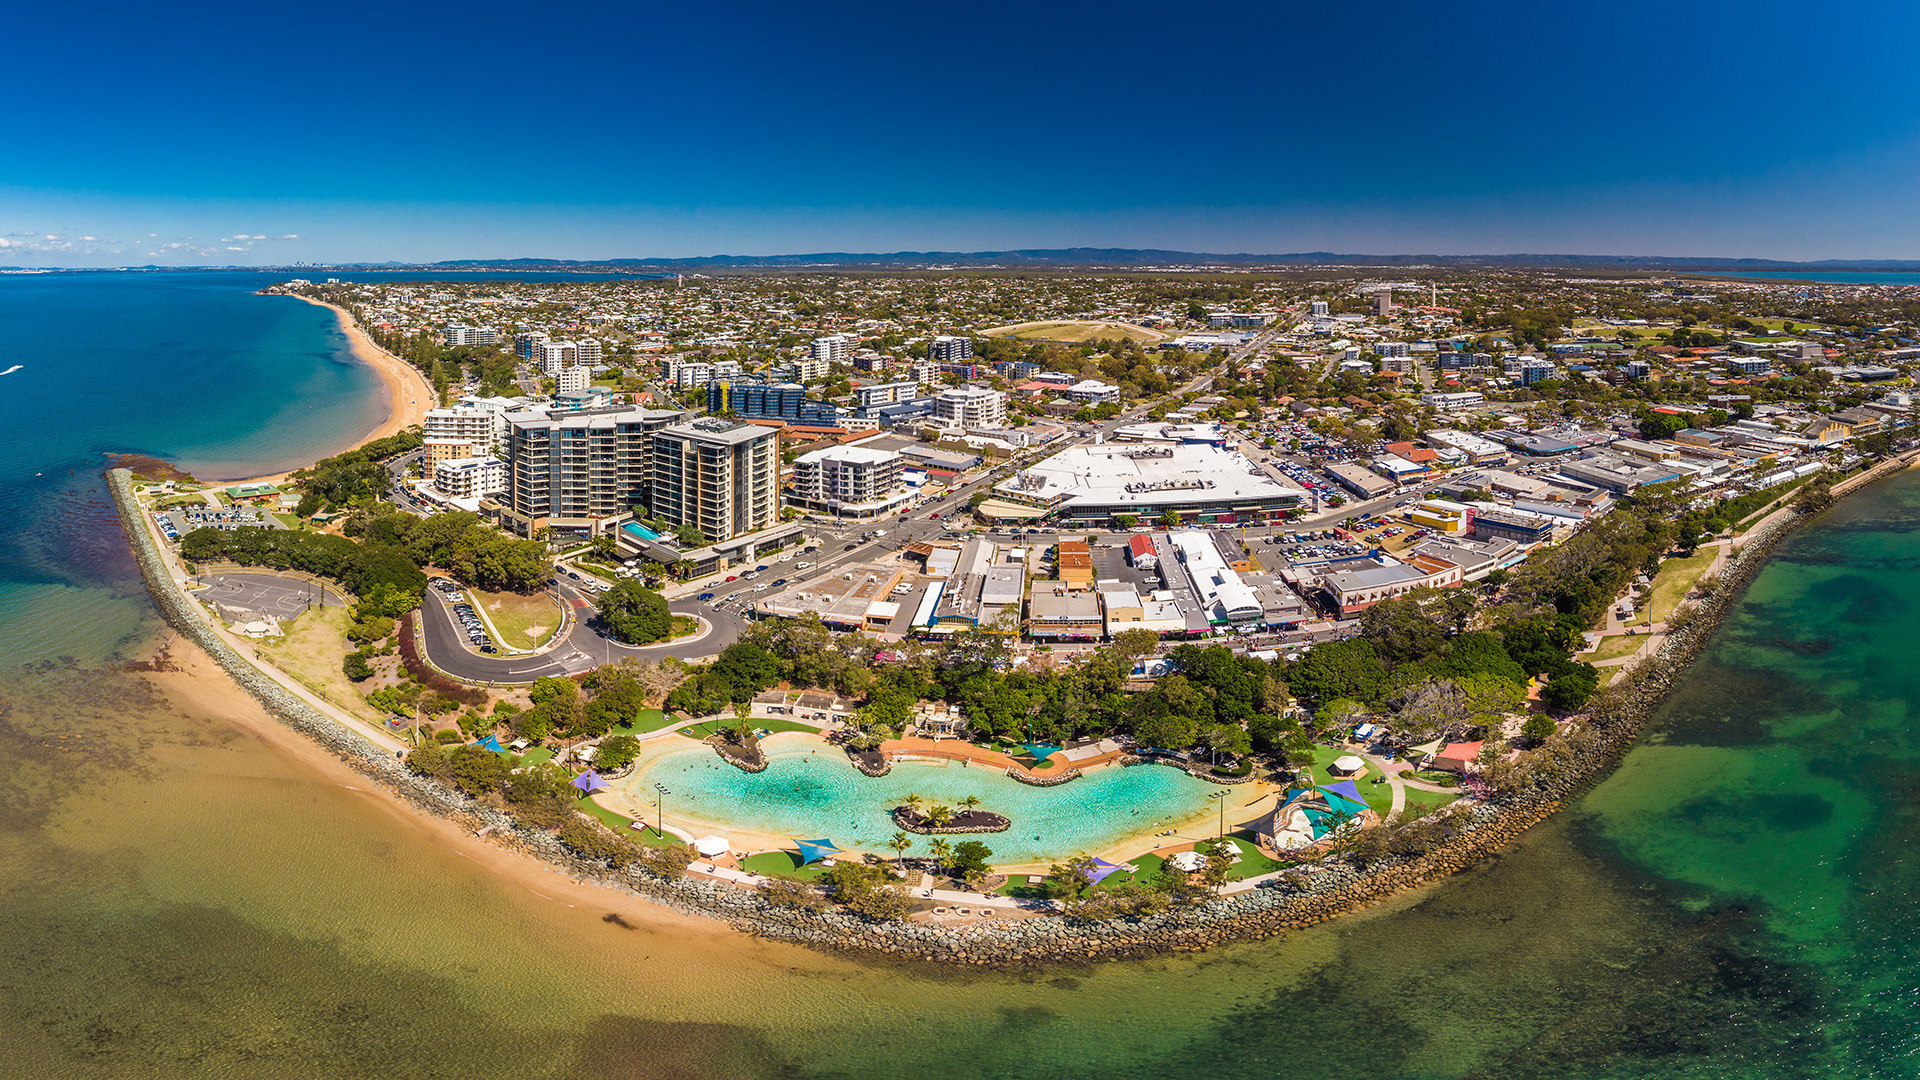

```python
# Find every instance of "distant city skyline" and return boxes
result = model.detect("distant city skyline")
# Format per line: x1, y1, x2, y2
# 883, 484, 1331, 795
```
9, 0, 1920, 267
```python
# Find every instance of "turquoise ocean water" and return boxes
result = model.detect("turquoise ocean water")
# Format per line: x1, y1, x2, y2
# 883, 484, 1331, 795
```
4, 270, 1920, 1078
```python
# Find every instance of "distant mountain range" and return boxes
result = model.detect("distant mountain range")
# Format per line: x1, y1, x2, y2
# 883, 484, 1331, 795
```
414, 249, 1920, 272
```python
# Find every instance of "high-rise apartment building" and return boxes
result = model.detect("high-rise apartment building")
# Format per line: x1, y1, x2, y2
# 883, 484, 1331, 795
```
788, 445, 906, 516
929, 335, 973, 364
810, 334, 854, 365
556, 366, 593, 395
934, 385, 1007, 429
514, 331, 550, 360
434, 456, 506, 500
423, 406, 499, 452
708, 377, 838, 425
443, 325, 498, 347
648, 418, 780, 542
499, 404, 688, 536
538, 341, 577, 375
1310, 300, 1330, 316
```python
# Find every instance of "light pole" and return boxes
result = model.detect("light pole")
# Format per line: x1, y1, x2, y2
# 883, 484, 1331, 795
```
1208, 790, 1228, 840
654, 782, 670, 840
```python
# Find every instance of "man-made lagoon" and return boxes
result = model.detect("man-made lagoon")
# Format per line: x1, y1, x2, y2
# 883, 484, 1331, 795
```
618, 742, 1240, 864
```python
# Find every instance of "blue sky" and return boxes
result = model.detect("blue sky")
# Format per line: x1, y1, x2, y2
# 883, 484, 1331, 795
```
7, 0, 1920, 265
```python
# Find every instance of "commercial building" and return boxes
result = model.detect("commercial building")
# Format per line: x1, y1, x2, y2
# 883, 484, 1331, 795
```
929, 335, 973, 364
990, 444, 1306, 527
497, 404, 689, 537
647, 417, 781, 542
1169, 531, 1262, 625
1319, 559, 1436, 617
1470, 506, 1556, 544
1423, 429, 1509, 464
1326, 461, 1395, 499
433, 456, 506, 500
933, 386, 1007, 429
788, 445, 909, 517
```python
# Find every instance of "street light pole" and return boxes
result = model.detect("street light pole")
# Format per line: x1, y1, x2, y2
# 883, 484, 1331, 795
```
654, 782, 670, 840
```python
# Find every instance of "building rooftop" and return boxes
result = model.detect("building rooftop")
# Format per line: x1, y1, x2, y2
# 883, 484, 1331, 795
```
995, 443, 1302, 510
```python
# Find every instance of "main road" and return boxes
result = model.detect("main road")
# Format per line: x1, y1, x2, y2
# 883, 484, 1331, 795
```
420, 578, 747, 683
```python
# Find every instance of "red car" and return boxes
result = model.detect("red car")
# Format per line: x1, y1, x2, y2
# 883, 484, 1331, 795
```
725, 575, 739, 582
929, 512, 940, 519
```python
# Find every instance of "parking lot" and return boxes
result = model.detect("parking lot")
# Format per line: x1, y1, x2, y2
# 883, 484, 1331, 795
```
156, 505, 284, 538
192, 572, 346, 620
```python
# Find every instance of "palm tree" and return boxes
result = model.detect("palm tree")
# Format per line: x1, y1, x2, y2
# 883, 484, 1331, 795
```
957, 794, 982, 816
928, 838, 952, 876
926, 804, 954, 828
887, 831, 912, 874
902, 792, 923, 820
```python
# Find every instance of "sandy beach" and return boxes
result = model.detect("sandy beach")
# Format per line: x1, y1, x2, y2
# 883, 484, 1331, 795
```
145, 638, 747, 945
229, 294, 437, 486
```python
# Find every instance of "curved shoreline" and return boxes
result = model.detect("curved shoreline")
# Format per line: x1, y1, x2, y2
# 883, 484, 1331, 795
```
218, 294, 435, 485
107, 453, 1920, 966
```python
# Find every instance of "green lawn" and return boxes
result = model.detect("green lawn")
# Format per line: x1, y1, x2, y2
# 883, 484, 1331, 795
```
518, 747, 555, 767
740, 851, 836, 880
1648, 550, 1716, 622
578, 799, 680, 848
1583, 634, 1650, 663
471, 587, 561, 649
1403, 786, 1461, 811
1306, 745, 1395, 818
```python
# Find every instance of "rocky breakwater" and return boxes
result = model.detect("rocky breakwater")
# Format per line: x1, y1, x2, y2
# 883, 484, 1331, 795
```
892, 807, 1010, 835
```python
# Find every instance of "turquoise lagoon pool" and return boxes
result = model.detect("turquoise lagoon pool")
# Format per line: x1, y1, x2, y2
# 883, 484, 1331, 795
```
619, 743, 1234, 865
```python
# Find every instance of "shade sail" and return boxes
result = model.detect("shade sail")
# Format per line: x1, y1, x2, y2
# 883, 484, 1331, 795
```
571, 770, 608, 794
1321, 779, 1366, 806
477, 734, 505, 753
1020, 743, 1061, 761
1086, 857, 1131, 885
794, 839, 844, 865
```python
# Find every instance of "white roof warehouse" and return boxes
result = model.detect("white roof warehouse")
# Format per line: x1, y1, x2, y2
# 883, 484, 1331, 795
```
990, 443, 1306, 527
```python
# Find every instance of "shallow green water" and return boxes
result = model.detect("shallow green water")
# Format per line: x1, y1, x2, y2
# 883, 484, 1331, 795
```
619, 741, 1228, 863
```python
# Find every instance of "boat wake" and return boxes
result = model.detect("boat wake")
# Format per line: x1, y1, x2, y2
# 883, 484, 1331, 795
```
0, 365, 21, 375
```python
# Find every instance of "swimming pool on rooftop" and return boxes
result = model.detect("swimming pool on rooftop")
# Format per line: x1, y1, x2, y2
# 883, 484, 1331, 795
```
617, 743, 1234, 864
621, 522, 662, 542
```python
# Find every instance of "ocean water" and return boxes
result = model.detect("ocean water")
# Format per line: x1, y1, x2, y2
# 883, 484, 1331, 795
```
3, 271, 1920, 1078
622, 742, 1225, 863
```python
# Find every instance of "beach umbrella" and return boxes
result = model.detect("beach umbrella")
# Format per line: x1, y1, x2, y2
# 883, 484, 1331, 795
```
794, 839, 844, 865
572, 770, 609, 795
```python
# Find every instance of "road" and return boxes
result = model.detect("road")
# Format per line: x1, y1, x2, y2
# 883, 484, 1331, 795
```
420, 577, 747, 682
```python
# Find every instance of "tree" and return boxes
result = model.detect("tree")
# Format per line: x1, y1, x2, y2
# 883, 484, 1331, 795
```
674, 522, 709, 547
1047, 855, 1098, 899
1521, 714, 1557, 744
1288, 639, 1389, 706
599, 579, 673, 645
887, 831, 913, 873
596, 733, 641, 770
342, 651, 374, 681
946, 840, 993, 884
1158, 509, 1182, 528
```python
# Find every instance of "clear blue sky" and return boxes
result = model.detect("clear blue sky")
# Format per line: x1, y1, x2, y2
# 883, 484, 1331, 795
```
7, 0, 1920, 265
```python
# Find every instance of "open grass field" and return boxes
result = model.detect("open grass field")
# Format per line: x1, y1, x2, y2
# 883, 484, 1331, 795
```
740, 851, 835, 880
1648, 549, 1716, 622
471, 587, 561, 649
1583, 634, 1652, 663
981, 320, 1169, 344
253, 606, 393, 729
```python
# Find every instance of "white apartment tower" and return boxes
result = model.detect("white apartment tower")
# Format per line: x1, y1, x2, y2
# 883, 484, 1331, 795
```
934, 385, 1007, 429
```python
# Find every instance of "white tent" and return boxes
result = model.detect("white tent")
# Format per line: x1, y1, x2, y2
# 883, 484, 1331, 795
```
693, 835, 731, 858
1168, 850, 1208, 872
1330, 755, 1367, 775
